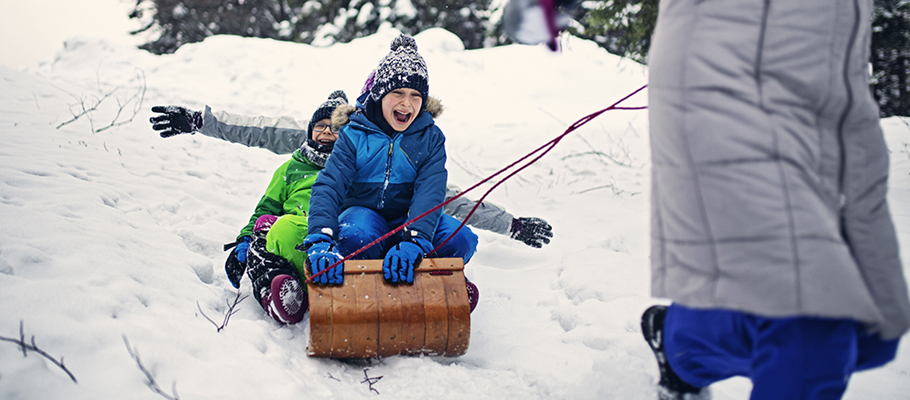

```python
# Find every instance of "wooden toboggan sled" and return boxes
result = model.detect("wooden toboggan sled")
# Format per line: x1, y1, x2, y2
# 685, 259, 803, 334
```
306, 258, 471, 359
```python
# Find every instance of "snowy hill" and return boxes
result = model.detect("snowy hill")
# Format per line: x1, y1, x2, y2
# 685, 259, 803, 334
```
1, 28, 908, 399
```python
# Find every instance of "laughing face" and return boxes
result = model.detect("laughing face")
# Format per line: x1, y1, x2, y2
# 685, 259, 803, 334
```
381, 88, 423, 132
311, 118, 338, 145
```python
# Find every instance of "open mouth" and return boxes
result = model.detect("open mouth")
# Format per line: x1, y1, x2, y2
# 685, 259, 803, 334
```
317, 138, 334, 145
394, 110, 411, 124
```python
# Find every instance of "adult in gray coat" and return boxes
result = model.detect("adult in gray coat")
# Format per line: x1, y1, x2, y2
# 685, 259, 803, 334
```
504, 0, 910, 399
644, 0, 910, 399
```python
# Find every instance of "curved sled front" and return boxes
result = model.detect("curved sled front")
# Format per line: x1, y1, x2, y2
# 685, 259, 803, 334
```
306, 258, 471, 358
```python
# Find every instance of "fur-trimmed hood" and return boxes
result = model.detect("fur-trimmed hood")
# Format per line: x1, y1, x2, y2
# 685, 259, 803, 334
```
331, 96, 444, 129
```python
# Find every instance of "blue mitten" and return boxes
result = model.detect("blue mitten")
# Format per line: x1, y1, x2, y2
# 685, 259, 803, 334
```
302, 233, 343, 285
383, 238, 432, 284
234, 236, 251, 263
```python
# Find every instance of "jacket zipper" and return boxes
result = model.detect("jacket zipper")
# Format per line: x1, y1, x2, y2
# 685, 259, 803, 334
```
837, 0, 861, 212
378, 140, 394, 210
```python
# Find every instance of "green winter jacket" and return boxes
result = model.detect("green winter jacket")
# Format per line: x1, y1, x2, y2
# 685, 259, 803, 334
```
237, 149, 321, 240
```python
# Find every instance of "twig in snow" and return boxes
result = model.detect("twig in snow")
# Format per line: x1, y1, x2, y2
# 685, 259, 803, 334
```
54, 66, 147, 134
96, 69, 146, 133
55, 87, 116, 131
563, 129, 637, 168
197, 290, 249, 332
0, 321, 77, 383
361, 368, 383, 395
123, 335, 180, 400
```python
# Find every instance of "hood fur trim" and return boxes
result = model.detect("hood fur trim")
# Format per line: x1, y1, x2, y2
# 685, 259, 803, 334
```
331, 96, 444, 128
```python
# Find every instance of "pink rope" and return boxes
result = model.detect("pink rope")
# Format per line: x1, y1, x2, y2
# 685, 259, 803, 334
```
305, 84, 648, 283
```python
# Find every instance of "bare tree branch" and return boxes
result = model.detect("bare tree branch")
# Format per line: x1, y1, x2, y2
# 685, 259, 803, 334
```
361, 368, 383, 395
197, 290, 249, 332
55, 66, 147, 134
563, 127, 638, 168
0, 321, 78, 383
96, 69, 147, 133
55, 89, 116, 130
123, 335, 180, 400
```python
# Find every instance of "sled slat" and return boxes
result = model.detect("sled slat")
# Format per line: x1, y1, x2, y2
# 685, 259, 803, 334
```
306, 285, 334, 357
421, 273, 448, 356
329, 279, 358, 358
444, 273, 471, 356
377, 280, 404, 357
350, 273, 379, 358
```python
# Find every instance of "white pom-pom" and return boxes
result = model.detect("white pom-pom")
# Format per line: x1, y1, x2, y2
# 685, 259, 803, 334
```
327, 90, 347, 103
390, 34, 417, 52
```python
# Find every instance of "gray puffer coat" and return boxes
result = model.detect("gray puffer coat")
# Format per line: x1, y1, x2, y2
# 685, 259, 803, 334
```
648, 0, 910, 339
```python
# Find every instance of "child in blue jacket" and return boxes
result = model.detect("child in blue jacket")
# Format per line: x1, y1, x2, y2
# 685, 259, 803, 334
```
303, 34, 478, 287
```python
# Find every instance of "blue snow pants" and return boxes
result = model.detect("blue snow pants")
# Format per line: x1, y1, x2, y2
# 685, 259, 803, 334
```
664, 304, 900, 400
335, 206, 478, 263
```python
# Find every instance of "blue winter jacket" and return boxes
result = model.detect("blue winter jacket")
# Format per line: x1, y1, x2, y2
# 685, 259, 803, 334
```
307, 106, 447, 244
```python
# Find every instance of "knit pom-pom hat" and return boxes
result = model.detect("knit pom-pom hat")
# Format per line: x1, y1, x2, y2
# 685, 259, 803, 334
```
307, 90, 348, 138
369, 34, 429, 106
302, 90, 347, 167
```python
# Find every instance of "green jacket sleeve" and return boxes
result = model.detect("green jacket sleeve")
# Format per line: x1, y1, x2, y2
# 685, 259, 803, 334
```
237, 160, 292, 240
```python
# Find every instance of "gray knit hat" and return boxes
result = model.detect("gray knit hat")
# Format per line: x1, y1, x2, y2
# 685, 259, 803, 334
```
369, 34, 429, 104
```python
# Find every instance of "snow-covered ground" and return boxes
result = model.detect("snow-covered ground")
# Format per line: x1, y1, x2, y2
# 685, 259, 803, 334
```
1, 28, 908, 400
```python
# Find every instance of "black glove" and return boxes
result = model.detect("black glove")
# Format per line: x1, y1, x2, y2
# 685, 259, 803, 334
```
223, 237, 250, 288
224, 252, 245, 288
510, 217, 553, 248
150, 105, 203, 138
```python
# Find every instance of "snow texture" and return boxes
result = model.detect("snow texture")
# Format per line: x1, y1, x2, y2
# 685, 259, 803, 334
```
1, 26, 909, 400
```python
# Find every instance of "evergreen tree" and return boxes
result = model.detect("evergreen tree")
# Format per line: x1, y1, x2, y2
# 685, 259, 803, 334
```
129, 0, 296, 54
129, 0, 503, 53
127, 0, 907, 117
569, 0, 656, 63
570, 0, 908, 117
871, 0, 910, 117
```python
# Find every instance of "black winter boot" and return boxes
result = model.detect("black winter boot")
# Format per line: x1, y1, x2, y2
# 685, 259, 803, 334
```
246, 230, 307, 324
641, 305, 706, 400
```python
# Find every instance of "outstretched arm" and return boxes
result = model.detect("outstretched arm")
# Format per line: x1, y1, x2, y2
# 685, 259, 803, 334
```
150, 105, 308, 155
445, 185, 553, 248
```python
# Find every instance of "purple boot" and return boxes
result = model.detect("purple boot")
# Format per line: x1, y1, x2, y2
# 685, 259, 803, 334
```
265, 274, 308, 324
254, 214, 278, 233
466, 280, 480, 313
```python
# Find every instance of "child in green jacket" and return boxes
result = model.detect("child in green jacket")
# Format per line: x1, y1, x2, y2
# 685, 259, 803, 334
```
224, 90, 347, 324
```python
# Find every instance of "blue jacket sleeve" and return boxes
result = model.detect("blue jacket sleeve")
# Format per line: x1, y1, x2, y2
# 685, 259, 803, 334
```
307, 128, 356, 238
406, 128, 448, 243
